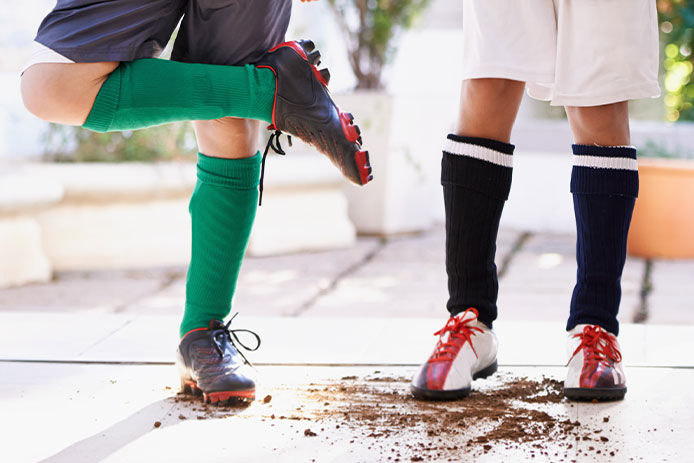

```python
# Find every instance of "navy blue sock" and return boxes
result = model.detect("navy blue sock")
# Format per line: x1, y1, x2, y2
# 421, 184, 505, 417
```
568, 145, 639, 336
442, 135, 514, 329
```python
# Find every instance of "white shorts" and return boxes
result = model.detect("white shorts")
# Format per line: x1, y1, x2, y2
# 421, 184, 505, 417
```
21, 42, 74, 75
462, 0, 661, 106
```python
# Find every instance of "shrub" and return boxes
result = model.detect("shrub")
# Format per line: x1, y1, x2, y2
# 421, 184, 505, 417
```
43, 123, 197, 163
326, 0, 432, 90
658, 0, 694, 121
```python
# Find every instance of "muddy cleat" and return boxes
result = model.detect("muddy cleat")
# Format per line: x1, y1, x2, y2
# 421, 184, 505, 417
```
177, 317, 260, 405
255, 40, 372, 186
564, 324, 626, 401
411, 308, 498, 400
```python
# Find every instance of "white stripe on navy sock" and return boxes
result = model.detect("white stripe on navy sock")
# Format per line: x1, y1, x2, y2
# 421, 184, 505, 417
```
572, 155, 638, 171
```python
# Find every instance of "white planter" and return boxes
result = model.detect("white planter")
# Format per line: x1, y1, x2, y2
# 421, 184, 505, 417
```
335, 91, 455, 235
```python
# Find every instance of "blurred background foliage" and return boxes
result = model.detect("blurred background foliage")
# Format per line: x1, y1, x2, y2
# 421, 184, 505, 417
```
326, 0, 432, 90
658, 0, 694, 122
43, 122, 196, 162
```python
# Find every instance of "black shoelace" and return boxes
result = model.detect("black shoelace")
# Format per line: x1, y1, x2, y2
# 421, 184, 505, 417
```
210, 313, 261, 366
259, 130, 292, 206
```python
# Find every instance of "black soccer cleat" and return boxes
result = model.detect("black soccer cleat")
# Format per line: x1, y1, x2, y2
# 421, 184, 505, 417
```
177, 317, 260, 405
255, 40, 372, 186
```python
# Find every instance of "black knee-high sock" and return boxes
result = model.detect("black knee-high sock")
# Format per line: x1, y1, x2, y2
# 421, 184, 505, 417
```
568, 145, 639, 336
442, 135, 514, 328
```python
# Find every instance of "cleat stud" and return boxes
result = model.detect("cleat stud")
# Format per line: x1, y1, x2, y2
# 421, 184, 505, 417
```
319, 68, 331, 85
307, 51, 321, 66
357, 136, 363, 145
346, 112, 354, 123
300, 40, 315, 53
354, 125, 361, 135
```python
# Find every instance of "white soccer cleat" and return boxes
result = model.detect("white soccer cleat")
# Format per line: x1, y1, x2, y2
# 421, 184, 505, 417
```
411, 308, 498, 400
564, 324, 626, 401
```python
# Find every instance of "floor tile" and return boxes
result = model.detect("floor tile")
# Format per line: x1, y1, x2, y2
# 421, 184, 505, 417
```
2, 363, 691, 463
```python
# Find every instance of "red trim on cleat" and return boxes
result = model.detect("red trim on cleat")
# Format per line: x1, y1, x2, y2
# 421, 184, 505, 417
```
340, 112, 360, 143
312, 66, 329, 87
268, 41, 308, 60
180, 327, 208, 341
204, 390, 256, 403
257, 65, 279, 128
355, 150, 372, 185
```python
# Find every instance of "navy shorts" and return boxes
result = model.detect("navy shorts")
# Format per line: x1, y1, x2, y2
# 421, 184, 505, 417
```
35, 0, 292, 66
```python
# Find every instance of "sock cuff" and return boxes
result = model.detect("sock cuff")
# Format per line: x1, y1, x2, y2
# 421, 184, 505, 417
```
82, 65, 122, 133
444, 134, 515, 166
570, 145, 639, 197
447, 134, 515, 155
442, 135, 514, 200
197, 152, 262, 189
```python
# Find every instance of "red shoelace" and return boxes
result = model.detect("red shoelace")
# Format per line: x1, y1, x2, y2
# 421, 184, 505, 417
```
569, 325, 622, 367
430, 308, 484, 362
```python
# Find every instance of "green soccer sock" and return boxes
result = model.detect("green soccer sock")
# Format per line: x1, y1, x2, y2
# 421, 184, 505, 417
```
83, 59, 275, 132
180, 152, 260, 337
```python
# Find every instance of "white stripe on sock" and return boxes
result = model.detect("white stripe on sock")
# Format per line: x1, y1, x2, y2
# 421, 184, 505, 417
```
572, 155, 638, 171
443, 140, 513, 168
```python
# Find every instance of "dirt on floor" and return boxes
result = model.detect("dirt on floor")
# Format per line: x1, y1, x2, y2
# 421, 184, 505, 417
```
171, 373, 618, 462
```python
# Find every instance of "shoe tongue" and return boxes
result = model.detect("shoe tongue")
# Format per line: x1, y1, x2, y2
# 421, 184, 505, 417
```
208, 319, 226, 330
570, 324, 615, 337
453, 310, 477, 324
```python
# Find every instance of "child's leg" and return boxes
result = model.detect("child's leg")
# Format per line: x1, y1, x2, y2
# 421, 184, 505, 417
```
21, 59, 275, 130
444, 78, 524, 328
180, 118, 262, 337
409, 78, 524, 400
21, 62, 118, 125
564, 102, 636, 336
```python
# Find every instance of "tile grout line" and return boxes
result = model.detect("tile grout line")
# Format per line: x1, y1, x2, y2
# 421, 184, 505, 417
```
633, 259, 653, 323
2, 359, 693, 369
497, 231, 533, 280
75, 317, 137, 357
288, 238, 388, 317
113, 270, 185, 313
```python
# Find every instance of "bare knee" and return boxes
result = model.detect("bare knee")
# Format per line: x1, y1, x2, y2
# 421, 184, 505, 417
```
21, 62, 118, 125
456, 79, 526, 143
566, 102, 630, 146
193, 118, 261, 159
462, 78, 525, 105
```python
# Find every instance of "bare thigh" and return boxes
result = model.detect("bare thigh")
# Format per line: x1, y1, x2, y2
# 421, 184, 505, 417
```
565, 102, 630, 146
456, 78, 526, 143
193, 118, 261, 159
21, 62, 119, 125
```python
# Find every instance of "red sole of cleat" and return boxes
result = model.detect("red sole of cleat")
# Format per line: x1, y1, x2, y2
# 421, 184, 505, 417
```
339, 112, 360, 143
204, 390, 256, 404
181, 380, 203, 396
355, 150, 372, 185
182, 380, 255, 404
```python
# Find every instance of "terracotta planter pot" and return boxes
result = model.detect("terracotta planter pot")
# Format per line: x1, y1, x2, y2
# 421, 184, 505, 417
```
627, 159, 694, 258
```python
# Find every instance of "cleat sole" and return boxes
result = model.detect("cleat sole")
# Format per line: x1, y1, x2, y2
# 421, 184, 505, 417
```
181, 379, 254, 403
355, 150, 372, 185
563, 386, 626, 401
410, 360, 497, 401
181, 379, 203, 396
307, 51, 321, 66
339, 112, 360, 143
411, 384, 472, 401
472, 360, 498, 380
204, 390, 256, 405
